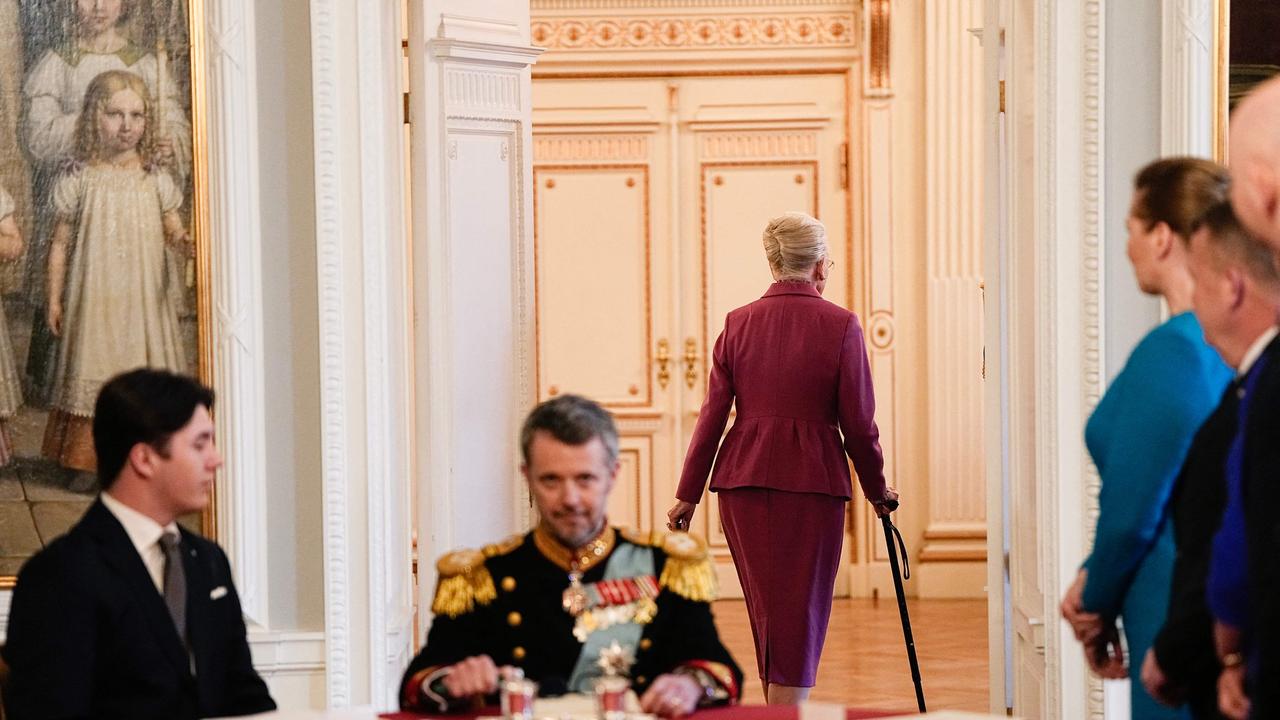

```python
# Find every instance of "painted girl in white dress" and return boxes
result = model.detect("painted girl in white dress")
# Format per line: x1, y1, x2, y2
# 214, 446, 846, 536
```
22, 0, 191, 404
43, 70, 188, 471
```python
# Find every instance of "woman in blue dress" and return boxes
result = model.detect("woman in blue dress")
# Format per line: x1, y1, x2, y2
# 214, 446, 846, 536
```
1060, 157, 1234, 719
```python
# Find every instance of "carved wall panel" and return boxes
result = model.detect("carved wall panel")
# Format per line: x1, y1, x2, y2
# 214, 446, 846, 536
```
534, 165, 654, 408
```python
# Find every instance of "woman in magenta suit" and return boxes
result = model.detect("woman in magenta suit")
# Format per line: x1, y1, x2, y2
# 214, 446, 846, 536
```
667, 212, 898, 705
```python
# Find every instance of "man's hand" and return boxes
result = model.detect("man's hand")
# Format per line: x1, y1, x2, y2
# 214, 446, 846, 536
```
440, 655, 501, 699
1060, 569, 1104, 644
1141, 648, 1183, 707
1218, 664, 1250, 720
639, 673, 703, 718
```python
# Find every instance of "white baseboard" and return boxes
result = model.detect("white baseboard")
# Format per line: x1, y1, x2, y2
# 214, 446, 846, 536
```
249, 630, 328, 710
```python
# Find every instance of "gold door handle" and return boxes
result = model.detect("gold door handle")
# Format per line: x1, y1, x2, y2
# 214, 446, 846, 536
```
684, 338, 700, 389
656, 339, 671, 389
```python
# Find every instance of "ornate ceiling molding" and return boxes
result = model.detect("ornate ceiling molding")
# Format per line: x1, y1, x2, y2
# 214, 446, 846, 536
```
532, 0, 843, 9
531, 13, 857, 51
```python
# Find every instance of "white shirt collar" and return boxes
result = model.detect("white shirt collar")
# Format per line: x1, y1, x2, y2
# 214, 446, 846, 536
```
100, 491, 179, 554
1238, 326, 1279, 377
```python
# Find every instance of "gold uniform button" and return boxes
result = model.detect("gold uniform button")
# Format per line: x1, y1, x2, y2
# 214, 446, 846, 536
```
513, 646, 527, 660
639, 638, 652, 651
507, 611, 522, 626
501, 576, 517, 592
636, 675, 647, 685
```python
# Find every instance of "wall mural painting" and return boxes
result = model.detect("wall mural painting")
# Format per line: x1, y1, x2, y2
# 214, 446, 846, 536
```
0, 0, 202, 579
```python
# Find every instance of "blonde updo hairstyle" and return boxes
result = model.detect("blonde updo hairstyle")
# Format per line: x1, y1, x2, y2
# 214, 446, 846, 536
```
762, 212, 828, 281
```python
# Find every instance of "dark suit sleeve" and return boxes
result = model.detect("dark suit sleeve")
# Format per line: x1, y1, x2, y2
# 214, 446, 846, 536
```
1152, 551, 1220, 687
1151, 395, 1233, 690
3, 548, 96, 719
210, 546, 277, 716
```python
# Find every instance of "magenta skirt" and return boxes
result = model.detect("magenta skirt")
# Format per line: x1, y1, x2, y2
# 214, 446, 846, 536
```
718, 487, 845, 687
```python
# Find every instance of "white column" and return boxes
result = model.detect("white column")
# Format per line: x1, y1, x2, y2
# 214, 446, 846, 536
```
202, 0, 270, 633
311, 0, 416, 707
919, 0, 987, 596
1161, 0, 1215, 157
406, 1, 542, 658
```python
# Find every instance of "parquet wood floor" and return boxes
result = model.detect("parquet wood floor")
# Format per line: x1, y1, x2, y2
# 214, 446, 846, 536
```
711, 598, 992, 714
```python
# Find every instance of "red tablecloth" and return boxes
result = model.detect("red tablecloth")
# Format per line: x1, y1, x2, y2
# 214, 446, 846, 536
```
380, 707, 906, 719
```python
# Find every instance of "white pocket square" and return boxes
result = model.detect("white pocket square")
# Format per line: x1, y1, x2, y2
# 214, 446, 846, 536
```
210, 586, 228, 600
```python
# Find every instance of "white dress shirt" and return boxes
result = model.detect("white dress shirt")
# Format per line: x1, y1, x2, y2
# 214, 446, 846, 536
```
1237, 326, 1278, 378
100, 491, 180, 593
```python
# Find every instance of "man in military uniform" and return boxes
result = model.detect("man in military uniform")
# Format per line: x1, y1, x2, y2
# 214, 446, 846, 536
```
400, 395, 742, 717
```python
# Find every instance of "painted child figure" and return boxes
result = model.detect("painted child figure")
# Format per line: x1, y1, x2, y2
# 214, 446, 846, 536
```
0, 185, 25, 464
43, 69, 189, 471
22, 0, 193, 406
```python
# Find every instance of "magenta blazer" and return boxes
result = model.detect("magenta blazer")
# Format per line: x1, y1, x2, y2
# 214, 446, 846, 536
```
676, 282, 887, 503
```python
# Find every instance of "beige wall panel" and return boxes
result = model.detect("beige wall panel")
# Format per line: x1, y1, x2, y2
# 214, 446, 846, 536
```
535, 166, 652, 406
608, 437, 654, 532
699, 162, 816, 349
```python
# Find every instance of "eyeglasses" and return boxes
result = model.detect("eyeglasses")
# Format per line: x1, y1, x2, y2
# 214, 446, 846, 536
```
825, 259, 835, 271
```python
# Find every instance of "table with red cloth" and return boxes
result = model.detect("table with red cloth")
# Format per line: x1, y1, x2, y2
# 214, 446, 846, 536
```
380, 707, 905, 719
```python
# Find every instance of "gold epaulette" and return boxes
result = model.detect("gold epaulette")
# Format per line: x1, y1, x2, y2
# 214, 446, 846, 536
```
482, 533, 524, 558
657, 531, 718, 602
431, 548, 497, 618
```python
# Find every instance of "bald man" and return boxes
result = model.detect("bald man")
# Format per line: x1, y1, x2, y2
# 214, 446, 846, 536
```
1222, 76, 1280, 720
1229, 77, 1280, 250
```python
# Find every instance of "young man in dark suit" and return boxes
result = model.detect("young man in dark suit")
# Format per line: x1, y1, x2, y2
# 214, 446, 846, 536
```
3, 369, 276, 719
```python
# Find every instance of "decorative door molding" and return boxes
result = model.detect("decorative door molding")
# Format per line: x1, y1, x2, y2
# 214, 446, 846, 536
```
1161, 0, 1215, 157
313, 0, 416, 707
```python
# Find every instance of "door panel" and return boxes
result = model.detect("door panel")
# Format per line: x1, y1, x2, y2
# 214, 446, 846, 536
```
700, 161, 817, 344
609, 435, 654, 531
535, 165, 653, 406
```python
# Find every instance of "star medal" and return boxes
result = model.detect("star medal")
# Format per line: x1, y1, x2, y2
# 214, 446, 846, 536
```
562, 570, 589, 616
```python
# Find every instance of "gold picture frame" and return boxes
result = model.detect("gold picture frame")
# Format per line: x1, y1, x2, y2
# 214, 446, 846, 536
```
1213, 0, 1280, 162
0, 0, 214, 586
1214, 0, 1229, 161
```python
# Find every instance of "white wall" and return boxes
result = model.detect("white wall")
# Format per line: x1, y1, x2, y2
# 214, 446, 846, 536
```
252, 0, 328, 705
1103, 1, 1164, 381
256, 0, 324, 638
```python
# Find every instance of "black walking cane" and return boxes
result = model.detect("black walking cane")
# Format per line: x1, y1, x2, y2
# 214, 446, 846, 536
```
879, 500, 926, 713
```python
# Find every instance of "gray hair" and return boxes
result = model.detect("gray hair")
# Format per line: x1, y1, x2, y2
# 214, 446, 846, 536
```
519, 394, 619, 466
762, 212, 828, 280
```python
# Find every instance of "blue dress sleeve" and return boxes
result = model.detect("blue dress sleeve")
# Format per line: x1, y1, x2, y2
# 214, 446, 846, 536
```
1082, 324, 1229, 615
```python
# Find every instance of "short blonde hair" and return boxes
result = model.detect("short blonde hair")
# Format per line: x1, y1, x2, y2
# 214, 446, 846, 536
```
762, 212, 827, 280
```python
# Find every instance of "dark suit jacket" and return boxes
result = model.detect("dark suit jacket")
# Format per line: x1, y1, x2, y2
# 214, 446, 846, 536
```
676, 282, 887, 503
1243, 337, 1280, 715
3, 500, 275, 719
1152, 381, 1237, 719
